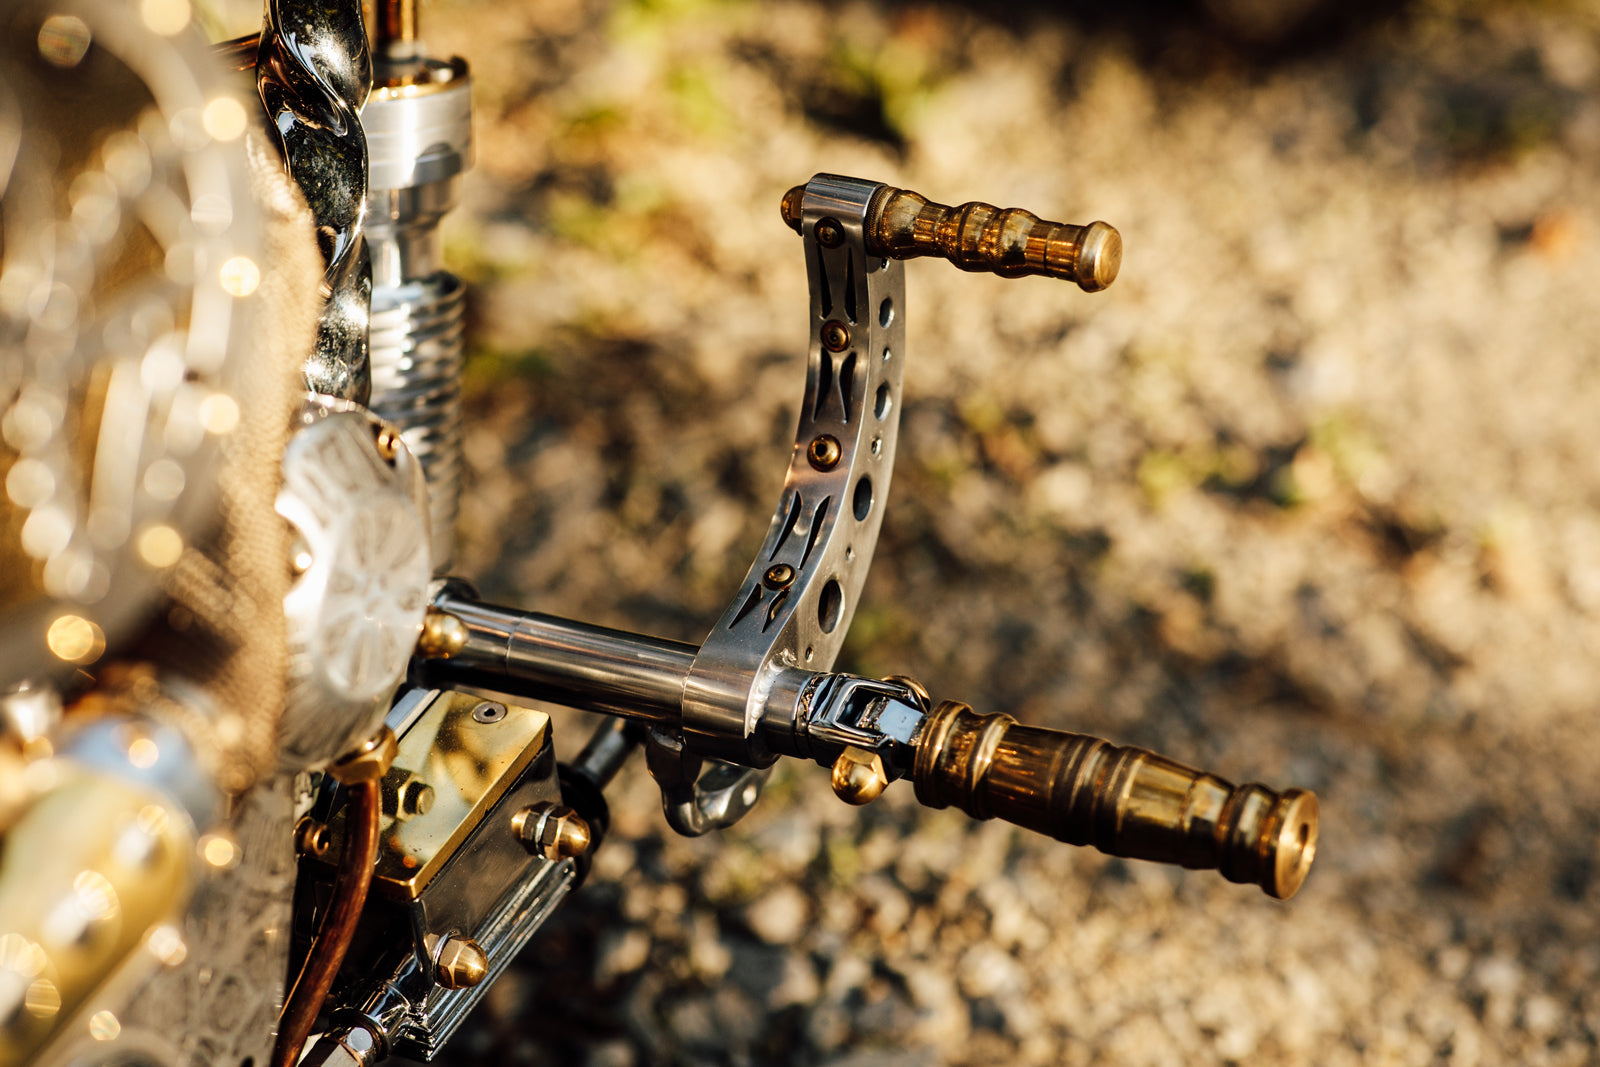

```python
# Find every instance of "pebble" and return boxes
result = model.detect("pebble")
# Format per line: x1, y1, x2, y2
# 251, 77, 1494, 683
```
745, 883, 811, 945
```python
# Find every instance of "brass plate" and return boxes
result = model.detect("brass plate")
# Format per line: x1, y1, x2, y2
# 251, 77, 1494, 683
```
367, 692, 549, 900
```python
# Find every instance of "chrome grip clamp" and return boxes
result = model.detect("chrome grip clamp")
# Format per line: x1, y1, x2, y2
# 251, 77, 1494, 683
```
649, 174, 909, 833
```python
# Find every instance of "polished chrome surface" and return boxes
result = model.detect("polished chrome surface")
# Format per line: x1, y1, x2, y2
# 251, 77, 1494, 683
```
368, 273, 465, 569
427, 582, 695, 725
255, 0, 374, 402
679, 174, 907, 774
912, 701, 1319, 899
365, 60, 472, 194
277, 399, 432, 769
0, 0, 264, 690
364, 37, 473, 570
781, 182, 1122, 292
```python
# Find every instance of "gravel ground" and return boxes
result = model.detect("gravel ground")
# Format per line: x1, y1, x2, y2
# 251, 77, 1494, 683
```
409, 1, 1600, 1063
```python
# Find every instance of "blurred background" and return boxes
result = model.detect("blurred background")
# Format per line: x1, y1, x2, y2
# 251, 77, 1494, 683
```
230, 0, 1600, 1062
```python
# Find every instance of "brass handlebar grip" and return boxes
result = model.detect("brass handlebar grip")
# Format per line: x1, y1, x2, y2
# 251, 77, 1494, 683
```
911, 702, 1318, 899
780, 184, 1121, 292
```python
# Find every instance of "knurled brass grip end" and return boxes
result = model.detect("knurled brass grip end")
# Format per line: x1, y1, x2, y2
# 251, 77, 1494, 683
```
912, 702, 1318, 899
780, 182, 1121, 293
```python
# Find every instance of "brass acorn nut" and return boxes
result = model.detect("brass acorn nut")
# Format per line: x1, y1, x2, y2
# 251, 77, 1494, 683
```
512, 802, 592, 861
831, 746, 889, 805
416, 608, 469, 659
434, 935, 488, 990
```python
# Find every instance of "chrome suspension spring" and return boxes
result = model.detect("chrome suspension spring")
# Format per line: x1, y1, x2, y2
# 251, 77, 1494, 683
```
369, 273, 465, 568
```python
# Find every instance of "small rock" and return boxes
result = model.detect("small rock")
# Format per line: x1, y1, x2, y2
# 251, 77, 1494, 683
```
687, 913, 731, 979
594, 927, 651, 985
745, 883, 810, 945
956, 943, 1024, 1000
770, 951, 821, 1007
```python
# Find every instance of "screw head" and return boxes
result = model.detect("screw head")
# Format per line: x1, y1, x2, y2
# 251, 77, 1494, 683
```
763, 563, 796, 589
815, 217, 844, 248
471, 701, 507, 724
807, 435, 842, 471
821, 320, 850, 352
434, 935, 489, 989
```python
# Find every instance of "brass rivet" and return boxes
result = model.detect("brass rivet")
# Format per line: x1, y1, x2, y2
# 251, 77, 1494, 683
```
815, 218, 843, 248
763, 564, 795, 589
434, 935, 489, 990
808, 435, 842, 471
821, 320, 850, 352
294, 816, 330, 858
831, 746, 889, 805
374, 422, 402, 464
417, 609, 469, 659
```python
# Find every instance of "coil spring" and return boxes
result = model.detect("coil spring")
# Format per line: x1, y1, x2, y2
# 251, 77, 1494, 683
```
369, 272, 465, 569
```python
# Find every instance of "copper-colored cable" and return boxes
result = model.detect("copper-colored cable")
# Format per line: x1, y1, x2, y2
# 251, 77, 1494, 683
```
271, 777, 382, 1067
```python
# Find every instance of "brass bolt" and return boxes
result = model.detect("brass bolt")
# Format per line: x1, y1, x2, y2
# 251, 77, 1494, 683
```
294, 817, 331, 858
807, 435, 842, 472
831, 746, 889, 805
815, 217, 844, 248
328, 727, 399, 785
512, 802, 592, 861
374, 422, 403, 464
416, 609, 469, 659
433, 935, 489, 990
821, 320, 850, 352
763, 563, 795, 590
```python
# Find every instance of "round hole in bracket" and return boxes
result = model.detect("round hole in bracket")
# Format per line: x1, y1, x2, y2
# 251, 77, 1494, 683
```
870, 434, 882, 457
874, 382, 891, 420
878, 298, 894, 327
882, 346, 891, 363
853, 475, 873, 520
818, 579, 843, 634
804, 645, 815, 663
